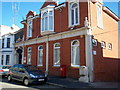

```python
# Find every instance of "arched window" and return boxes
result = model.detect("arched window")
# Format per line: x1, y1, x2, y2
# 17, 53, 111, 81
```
71, 40, 80, 67
54, 43, 60, 66
41, 11, 54, 32
38, 45, 43, 66
27, 47, 32, 64
27, 19, 32, 38
70, 2, 79, 26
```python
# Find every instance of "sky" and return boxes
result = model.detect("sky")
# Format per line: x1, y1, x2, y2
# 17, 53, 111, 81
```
0, 1, 119, 28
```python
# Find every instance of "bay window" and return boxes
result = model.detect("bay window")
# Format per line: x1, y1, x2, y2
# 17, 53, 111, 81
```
41, 10, 54, 32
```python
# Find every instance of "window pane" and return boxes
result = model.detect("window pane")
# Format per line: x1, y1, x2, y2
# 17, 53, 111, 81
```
71, 9, 74, 25
75, 8, 78, 24
7, 38, 10, 48
1, 55, 4, 65
54, 48, 60, 66
38, 46, 43, 66
2, 39, 4, 48
71, 40, 80, 67
42, 18, 44, 31
27, 47, 32, 64
72, 3, 78, 8
49, 16, 53, 30
49, 11, 53, 15
6, 55, 10, 65
45, 17, 48, 30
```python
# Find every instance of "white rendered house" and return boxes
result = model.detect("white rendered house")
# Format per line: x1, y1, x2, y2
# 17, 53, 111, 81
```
0, 25, 20, 66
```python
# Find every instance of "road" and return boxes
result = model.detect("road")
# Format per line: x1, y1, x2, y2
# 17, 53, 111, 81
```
0, 76, 61, 89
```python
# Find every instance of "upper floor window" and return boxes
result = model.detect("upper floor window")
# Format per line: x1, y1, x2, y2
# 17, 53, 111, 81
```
27, 47, 32, 64
41, 10, 54, 32
38, 45, 43, 66
2, 38, 4, 48
7, 38, 10, 48
27, 19, 32, 38
71, 40, 80, 67
97, 4, 103, 28
54, 43, 60, 67
69, 2, 79, 26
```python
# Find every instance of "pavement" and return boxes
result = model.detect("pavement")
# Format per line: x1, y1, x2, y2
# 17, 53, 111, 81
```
47, 76, 120, 88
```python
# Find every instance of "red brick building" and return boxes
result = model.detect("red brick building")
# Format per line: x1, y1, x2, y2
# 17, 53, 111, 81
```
15, 0, 120, 82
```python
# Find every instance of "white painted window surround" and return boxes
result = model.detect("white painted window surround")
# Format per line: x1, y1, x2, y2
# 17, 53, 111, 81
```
38, 45, 43, 66
97, 3, 103, 29
27, 47, 32, 64
41, 6, 54, 33
27, 19, 32, 38
68, 1, 80, 27
54, 43, 60, 67
101, 41, 106, 49
71, 40, 80, 67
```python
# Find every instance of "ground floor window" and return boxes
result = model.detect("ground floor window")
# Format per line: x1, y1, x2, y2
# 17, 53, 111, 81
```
27, 47, 32, 64
71, 40, 80, 67
6, 55, 10, 65
1, 55, 4, 65
38, 45, 43, 66
54, 43, 60, 66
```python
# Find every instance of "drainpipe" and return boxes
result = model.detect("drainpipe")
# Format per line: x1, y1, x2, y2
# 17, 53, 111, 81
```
46, 36, 49, 75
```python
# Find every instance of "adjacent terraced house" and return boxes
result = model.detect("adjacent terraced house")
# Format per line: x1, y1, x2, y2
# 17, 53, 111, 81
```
14, 0, 120, 82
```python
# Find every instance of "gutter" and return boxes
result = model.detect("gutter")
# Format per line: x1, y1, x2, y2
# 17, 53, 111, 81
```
103, 6, 120, 21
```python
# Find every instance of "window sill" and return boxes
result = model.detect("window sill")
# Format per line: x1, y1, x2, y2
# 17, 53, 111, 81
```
41, 30, 55, 35
38, 65, 43, 67
71, 65, 80, 68
97, 26, 103, 30
53, 65, 60, 67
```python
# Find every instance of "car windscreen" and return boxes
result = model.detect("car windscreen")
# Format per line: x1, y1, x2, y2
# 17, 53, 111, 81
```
24, 65, 40, 71
2, 66, 11, 69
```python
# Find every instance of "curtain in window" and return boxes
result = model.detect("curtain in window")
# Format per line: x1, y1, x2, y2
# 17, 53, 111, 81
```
38, 46, 43, 66
71, 40, 80, 67
54, 43, 60, 66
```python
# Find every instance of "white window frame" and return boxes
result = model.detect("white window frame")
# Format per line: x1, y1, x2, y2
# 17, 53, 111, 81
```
101, 41, 106, 49
71, 40, 80, 67
41, 9, 54, 32
108, 43, 112, 50
27, 47, 32, 64
97, 3, 103, 29
27, 19, 32, 38
53, 43, 60, 67
68, 1, 80, 27
38, 45, 43, 66
92, 39, 97, 46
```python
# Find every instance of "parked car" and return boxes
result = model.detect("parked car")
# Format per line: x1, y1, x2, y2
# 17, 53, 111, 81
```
7, 64, 47, 86
0, 65, 11, 77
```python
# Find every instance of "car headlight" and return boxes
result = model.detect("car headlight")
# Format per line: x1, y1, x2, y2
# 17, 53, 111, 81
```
30, 74, 38, 78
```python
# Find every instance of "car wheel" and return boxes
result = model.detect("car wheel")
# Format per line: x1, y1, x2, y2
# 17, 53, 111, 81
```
23, 78, 29, 86
8, 75, 12, 82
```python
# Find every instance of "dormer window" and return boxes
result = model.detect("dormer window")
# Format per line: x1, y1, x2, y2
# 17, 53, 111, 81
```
27, 19, 32, 38
69, 2, 80, 27
41, 6, 54, 35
